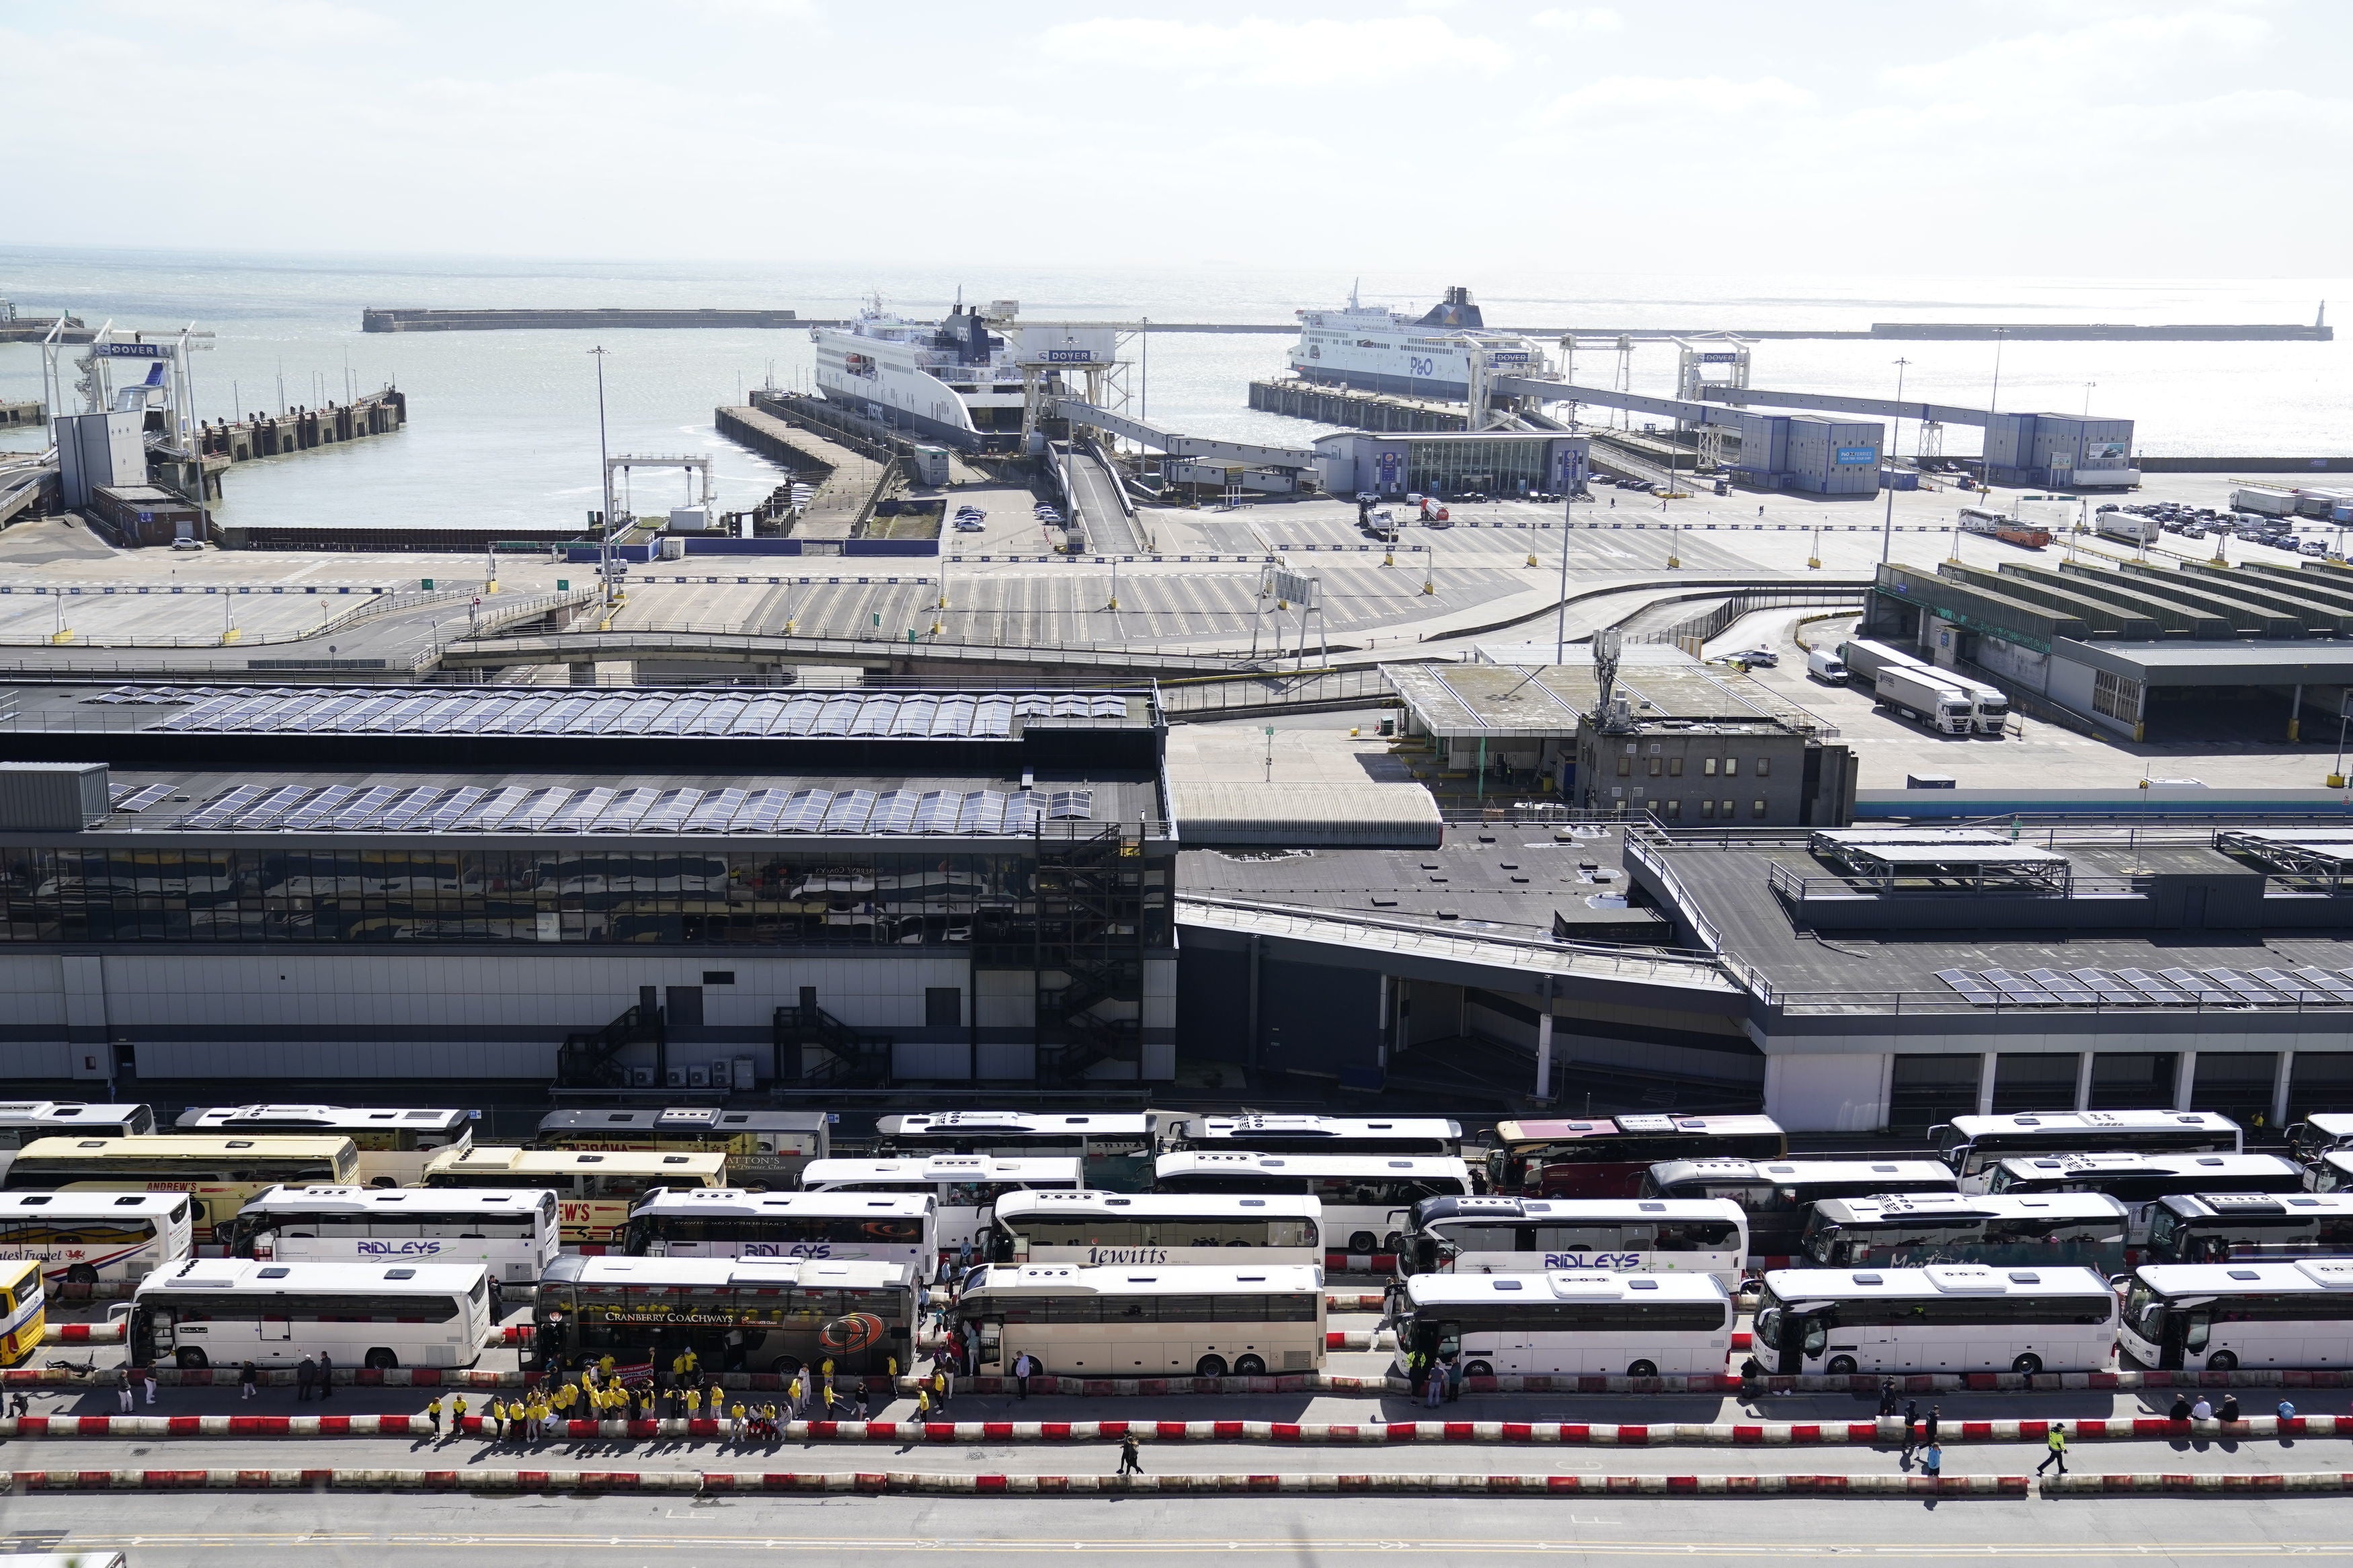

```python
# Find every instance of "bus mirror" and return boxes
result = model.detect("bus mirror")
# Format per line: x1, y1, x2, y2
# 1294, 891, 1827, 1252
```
106, 1301, 133, 1322
976, 1321, 1002, 1364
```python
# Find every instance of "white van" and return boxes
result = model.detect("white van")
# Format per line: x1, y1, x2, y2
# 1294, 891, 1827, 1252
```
1804, 649, 1848, 685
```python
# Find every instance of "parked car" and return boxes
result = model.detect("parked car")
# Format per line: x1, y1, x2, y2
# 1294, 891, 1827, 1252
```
1735, 648, 1779, 667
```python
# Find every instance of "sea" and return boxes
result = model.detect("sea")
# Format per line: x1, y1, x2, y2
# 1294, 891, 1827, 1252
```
1, 247, 2347, 536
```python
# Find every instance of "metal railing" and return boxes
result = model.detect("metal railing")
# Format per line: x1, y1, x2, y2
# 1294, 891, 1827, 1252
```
1173, 894, 1734, 989
1763, 861, 2150, 902
1769, 987, 2353, 1019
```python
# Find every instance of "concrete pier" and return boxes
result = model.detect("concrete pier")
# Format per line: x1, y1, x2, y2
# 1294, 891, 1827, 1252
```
201, 388, 405, 464
0, 399, 45, 428
1248, 378, 1466, 432
363, 308, 810, 333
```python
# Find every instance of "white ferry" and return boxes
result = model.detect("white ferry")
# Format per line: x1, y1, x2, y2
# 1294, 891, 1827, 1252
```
812, 298, 1099, 452
1288, 285, 1556, 402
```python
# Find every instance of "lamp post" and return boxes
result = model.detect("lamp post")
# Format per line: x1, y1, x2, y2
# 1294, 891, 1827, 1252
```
590, 346, 614, 610
1891, 356, 1911, 464
1553, 485, 1574, 663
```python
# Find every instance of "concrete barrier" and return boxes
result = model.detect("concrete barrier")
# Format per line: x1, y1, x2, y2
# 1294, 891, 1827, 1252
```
0, 1414, 2323, 1446
2045, 1473, 2353, 1496
0, 1467, 2026, 1497
40, 1323, 124, 1345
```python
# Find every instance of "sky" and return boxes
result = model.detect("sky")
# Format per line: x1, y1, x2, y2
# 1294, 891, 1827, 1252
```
1, 0, 2347, 276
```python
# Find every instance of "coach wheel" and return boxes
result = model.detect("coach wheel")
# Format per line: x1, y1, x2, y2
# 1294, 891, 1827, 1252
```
65, 1264, 98, 1286
772, 1355, 804, 1376
2206, 1350, 2238, 1372
1825, 1354, 1858, 1376
175, 1348, 208, 1370
1626, 1360, 1658, 1379
1466, 1360, 1492, 1378
1347, 1231, 1378, 1253
1381, 1232, 1403, 1253
1195, 1355, 1228, 1378
2011, 1353, 2042, 1376
365, 1348, 399, 1371
1234, 1354, 1267, 1377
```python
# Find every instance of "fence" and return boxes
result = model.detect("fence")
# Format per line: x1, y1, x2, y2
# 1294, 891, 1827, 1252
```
1625, 584, 1868, 649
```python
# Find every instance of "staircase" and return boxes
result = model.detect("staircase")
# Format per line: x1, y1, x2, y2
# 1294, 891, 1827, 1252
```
554, 1003, 665, 1089
1041, 1008, 1140, 1083
774, 1003, 891, 1088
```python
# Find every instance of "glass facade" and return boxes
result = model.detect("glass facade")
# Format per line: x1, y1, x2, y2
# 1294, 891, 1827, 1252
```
1405, 439, 1560, 498
0, 843, 1171, 949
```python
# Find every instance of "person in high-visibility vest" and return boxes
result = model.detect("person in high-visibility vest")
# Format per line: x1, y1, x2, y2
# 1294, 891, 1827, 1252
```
2037, 1423, 2069, 1475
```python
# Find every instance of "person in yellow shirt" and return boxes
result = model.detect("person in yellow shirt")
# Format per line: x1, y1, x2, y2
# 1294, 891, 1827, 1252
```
688, 1384, 705, 1421
425, 1392, 443, 1438
728, 1400, 746, 1443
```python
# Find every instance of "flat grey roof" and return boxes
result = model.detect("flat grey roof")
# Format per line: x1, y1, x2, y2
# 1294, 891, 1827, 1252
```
34, 685, 1152, 740
54, 768, 1162, 842
1647, 833, 2353, 1003
2056, 639, 2353, 686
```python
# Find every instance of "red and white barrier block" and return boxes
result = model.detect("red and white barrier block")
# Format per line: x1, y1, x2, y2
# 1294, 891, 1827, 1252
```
39, 1323, 124, 1346
4, 1414, 2331, 1446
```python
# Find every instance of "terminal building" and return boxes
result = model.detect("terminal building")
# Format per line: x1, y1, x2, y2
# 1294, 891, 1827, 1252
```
0, 684, 1176, 1094
1312, 431, 1588, 499
1383, 645, 1858, 825
1869, 556, 2353, 741
1622, 824, 2353, 1135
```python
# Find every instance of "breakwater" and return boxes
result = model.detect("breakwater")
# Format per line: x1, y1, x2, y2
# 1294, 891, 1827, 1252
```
363, 308, 814, 332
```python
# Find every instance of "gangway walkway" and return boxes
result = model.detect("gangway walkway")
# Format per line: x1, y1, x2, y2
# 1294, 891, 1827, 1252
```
1065, 441, 1144, 555
1053, 398, 1317, 470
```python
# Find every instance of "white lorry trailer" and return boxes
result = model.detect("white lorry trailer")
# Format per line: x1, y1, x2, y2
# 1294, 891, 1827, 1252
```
1874, 665, 1975, 735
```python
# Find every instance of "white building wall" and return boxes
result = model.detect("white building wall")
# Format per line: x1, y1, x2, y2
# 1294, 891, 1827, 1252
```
1765, 1051, 1892, 1132
0, 950, 1169, 1082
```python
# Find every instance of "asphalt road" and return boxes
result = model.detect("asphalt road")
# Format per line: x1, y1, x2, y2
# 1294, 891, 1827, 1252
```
11, 1486, 2353, 1568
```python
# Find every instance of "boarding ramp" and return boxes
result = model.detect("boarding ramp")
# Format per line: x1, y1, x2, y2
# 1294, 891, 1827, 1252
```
1053, 399, 1316, 470
1064, 438, 1144, 554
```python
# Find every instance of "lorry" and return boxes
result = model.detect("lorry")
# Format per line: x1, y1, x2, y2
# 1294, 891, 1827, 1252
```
2094, 512, 2160, 546
1958, 505, 2052, 549
1804, 648, 1849, 684
2233, 486, 2299, 518
1874, 665, 1975, 735
1839, 638, 1931, 684
1940, 671, 2012, 735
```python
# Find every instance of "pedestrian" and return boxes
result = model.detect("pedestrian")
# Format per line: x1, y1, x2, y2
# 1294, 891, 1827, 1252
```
116, 1364, 133, 1414
2192, 1395, 2214, 1422
858, 1380, 875, 1421
450, 1392, 467, 1436
2037, 1423, 2068, 1475
2280, 1398, 2299, 1420
1877, 1377, 1897, 1418
930, 1367, 950, 1417
240, 1361, 259, 1401
7, 1390, 28, 1419
143, 1366, 157, 1407
2219, 1393, 2241, 1424
1423, 1360, 1445, 1409
296, 1354, 317, 1403
2169, 1393, 2192, 1422
1901, 1399, 1920, 1458
317, 1352, 334, 1401
426, 1392, 443, 1436
1923, 1405, 1940, 1445
1921, 1440, 1942, 1480
1445, 1352, 1464, 1403
1013, 1350, 1034, 1401
1117, 1431, 1143, 1476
